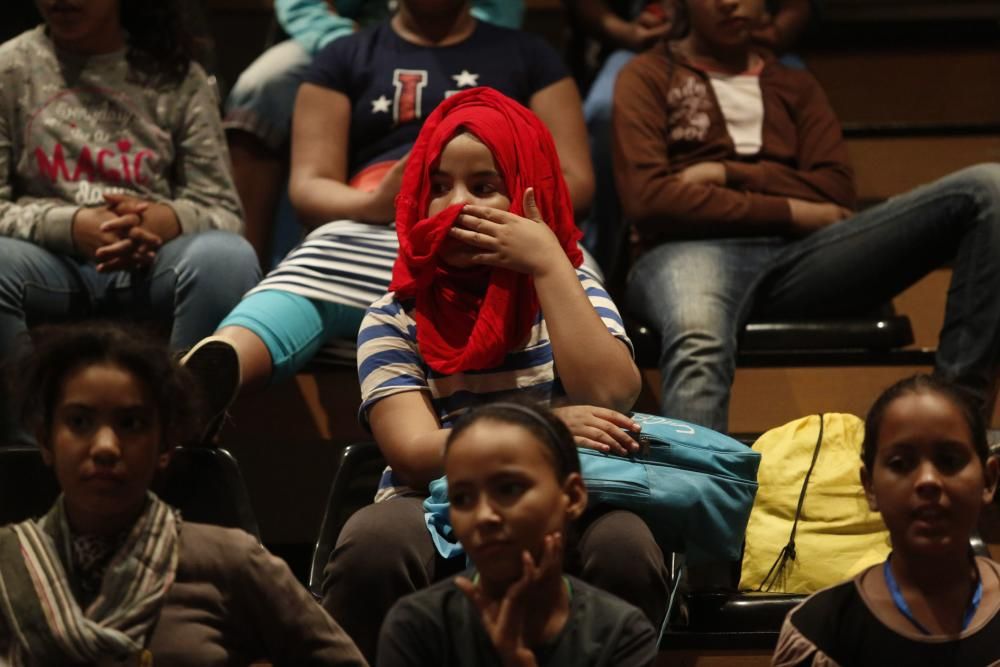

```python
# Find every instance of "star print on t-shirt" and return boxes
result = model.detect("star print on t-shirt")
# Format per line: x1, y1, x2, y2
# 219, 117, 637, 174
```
371, 95, 392, 113
451, 70, 479, 88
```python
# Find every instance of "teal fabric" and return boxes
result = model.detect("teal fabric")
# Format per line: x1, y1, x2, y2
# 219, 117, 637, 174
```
577, 413, 760, 563
276, 0, 366, 54
423, 412, 759, 563
470, 0, 524, 29
423, 478, 465, 560
218, 289, 364, 384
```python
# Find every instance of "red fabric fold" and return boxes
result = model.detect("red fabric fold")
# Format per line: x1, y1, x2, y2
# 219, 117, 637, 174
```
389, 87, 582, 374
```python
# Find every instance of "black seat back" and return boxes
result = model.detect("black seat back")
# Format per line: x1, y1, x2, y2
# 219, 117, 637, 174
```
0, 445, 260, 539
308, 442, 386, 599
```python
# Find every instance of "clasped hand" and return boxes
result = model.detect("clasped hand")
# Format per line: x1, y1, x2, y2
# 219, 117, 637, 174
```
73, 193, 163, 272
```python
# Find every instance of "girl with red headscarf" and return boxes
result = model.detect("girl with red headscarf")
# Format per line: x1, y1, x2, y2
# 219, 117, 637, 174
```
323, 88, 669, 662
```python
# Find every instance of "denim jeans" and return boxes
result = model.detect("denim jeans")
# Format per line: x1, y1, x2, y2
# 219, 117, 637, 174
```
0, 230, 261, 360
581, 49, 636, 273
625, 164, 1000, 431
224, 39, 312, 152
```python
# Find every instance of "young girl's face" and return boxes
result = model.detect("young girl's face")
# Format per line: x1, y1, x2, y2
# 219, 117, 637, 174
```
42, 362, 167, 532
862, 391, 998, 557
446, 420, 585, 587
428, 133, 511, 268
35, 0, 123, 53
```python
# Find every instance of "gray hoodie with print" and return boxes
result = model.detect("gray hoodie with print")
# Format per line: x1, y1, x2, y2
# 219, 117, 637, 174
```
0, 26, 244, 256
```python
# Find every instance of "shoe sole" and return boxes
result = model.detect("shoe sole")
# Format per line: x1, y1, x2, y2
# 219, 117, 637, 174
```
181, 338, 241, 445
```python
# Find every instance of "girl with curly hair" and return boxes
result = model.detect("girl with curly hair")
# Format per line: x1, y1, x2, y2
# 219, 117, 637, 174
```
0, 322, 367, 664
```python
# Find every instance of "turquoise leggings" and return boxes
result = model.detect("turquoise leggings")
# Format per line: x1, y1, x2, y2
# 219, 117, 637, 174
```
218, 289, 365, 384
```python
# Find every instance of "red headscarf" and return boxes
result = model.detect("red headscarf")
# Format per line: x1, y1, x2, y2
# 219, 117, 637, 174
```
389, 87, 583, 375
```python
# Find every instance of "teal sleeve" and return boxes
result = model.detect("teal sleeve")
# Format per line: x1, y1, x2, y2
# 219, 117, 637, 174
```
275, 0, 359, 55
471, 0, 524, 28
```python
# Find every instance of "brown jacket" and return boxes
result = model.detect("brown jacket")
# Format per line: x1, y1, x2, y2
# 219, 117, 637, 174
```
0, 523, 366, 665
612, 42, 856, 246
145, 523, 367, 666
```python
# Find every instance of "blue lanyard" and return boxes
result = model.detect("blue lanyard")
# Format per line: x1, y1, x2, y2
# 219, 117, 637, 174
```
883, 556, 982, 635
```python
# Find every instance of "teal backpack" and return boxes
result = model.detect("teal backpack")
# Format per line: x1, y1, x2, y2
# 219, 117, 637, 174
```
424, 412, 760, 563
577, 412, 760, 563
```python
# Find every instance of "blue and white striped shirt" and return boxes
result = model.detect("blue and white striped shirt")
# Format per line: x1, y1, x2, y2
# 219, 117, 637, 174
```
357, 270, 633, 500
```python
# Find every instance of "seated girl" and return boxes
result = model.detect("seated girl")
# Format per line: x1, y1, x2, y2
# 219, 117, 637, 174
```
321, 87, 668, 661
0, 322, 366, 666
773, 374, 1000, 666
0, 0, 260, 444
223, 0, 525, 264
378, 402, 657, 667
180, 0, 594, 440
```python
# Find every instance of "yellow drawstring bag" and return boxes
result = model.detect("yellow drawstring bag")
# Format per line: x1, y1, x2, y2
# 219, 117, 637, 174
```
739, 413, 890, 594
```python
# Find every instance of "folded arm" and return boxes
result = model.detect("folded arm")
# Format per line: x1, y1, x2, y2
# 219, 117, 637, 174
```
370, 391, 449, 492
612, 59, 855, 238
289, 84, 403, 227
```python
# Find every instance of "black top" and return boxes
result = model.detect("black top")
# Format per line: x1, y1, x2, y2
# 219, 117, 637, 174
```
305, 20, 567, 175
377, 573, 657, 667
774, 558, 1000, 667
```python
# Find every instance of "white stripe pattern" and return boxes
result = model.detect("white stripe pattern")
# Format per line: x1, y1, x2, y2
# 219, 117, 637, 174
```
245, 220, 606, 369
356, 270, 632, 501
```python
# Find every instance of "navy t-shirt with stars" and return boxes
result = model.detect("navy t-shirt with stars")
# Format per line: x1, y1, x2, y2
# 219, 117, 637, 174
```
305, 20, 568, 177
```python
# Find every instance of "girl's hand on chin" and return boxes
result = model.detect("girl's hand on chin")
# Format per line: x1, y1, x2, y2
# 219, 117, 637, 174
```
449, 188, 565, 277
456, 532, 563, 667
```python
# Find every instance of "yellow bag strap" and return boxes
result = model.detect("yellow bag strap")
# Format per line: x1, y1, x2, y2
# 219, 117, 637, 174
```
758, 413, 826, 592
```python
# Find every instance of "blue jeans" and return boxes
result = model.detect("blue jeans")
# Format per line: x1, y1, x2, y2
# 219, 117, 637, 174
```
0, 231, 261, 361
581, 49, 636, 273
224, 39, 312, 152
626, 164, 1000, 431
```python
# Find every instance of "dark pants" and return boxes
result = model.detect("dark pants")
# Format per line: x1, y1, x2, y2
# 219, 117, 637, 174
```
322, 495, 670, 662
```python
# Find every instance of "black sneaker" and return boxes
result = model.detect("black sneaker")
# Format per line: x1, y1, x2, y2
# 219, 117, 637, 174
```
180, 336, 241, 445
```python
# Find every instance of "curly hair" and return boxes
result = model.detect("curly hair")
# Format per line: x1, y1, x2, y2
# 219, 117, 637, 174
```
120, 0, 206, 85
12, 321, 205, 450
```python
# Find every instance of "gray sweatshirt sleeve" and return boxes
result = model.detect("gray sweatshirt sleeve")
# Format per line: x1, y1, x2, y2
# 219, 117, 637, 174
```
166, 65, 245, 235
0, 105, 79, 253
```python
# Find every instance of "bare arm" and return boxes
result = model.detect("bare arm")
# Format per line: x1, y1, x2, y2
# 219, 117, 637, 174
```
534, 253, 640, 412
289, 84, 399, 227
529, 78, 595, 217
369, 391, 449, 492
